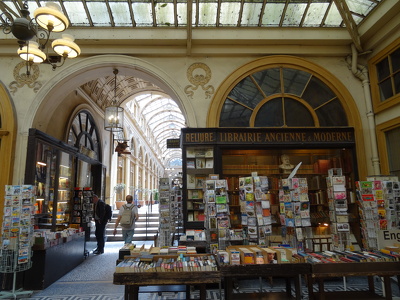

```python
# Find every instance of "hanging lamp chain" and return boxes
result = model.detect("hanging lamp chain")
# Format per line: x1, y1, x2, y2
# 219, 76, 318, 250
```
113, 69, 118, 106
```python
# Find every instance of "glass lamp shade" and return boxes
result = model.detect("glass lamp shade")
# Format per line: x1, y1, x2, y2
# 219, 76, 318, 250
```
104, 106, 124, 132
34, 2, 69, 32
52, 34, 81, 58
17, 41, 46, 63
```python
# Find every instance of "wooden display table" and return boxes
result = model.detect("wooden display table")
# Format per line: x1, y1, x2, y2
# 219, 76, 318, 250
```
113, 271, 220, 300
307, 262, 400, 300
219, 263, 311, 300
23, 233, 85, 290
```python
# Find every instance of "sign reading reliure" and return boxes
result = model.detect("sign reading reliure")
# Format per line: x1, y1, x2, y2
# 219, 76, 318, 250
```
181, 128, 355, 146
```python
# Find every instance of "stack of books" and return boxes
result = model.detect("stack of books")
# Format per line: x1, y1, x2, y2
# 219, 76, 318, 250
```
115, 254, 217, 273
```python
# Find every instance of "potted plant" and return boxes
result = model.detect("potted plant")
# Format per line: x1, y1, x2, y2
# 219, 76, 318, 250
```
114, 183, 126, 209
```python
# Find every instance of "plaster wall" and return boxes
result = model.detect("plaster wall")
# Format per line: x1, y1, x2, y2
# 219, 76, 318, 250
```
0, 50, 392, 183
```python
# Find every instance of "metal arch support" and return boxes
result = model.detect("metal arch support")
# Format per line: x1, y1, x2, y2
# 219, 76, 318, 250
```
333, 0, 363, 53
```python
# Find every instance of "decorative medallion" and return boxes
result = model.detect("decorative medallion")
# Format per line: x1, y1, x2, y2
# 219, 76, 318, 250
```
9, 61, 42, 95
184, 62, 215, 99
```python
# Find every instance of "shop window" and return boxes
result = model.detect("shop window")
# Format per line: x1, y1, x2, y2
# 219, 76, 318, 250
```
219, 67, 348, 127
67, 110, 101, 161
385, 126, 400, 179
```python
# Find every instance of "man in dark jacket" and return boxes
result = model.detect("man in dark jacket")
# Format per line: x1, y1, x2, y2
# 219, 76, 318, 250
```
93, 194, 107, 254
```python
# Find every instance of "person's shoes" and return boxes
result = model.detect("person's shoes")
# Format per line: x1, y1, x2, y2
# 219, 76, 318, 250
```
93, 250, 104, 255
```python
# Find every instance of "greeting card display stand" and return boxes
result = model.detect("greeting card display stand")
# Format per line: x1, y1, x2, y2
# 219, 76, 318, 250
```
0, 185, 35, 299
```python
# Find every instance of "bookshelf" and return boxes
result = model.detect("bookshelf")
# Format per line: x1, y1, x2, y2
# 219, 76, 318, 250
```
221, 149, 356, 237
183, 146, 216, 229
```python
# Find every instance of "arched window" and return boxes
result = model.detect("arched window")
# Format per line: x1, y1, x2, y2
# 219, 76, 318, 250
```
220, 67, 348, 128
67, 110, 102, 161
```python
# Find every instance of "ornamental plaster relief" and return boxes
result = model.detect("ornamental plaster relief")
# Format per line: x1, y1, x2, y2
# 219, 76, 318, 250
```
184, 63, 215, 99
9, 61, 42, 95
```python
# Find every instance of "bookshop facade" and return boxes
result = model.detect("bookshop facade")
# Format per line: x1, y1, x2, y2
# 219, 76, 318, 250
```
181, 127, 360, 243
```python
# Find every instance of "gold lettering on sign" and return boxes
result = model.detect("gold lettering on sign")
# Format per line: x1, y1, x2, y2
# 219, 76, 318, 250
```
185, 132, 215, 143
313, 132, 352, 142
220, 132, 263, 143
185, 130, 353, 144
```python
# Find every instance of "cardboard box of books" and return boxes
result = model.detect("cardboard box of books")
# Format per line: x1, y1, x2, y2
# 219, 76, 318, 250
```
258, 246, 278, 264
225, 247, 241, 265
269, 246, 293, 263
226, 245, 256, 264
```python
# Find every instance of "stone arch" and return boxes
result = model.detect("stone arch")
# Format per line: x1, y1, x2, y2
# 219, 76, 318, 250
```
207, 55, 367, 178
0, 82, 17, 207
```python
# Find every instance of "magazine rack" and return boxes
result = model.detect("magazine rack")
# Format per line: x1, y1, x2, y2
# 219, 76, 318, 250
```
0, 185, 35, 299
0, 250, 33, 299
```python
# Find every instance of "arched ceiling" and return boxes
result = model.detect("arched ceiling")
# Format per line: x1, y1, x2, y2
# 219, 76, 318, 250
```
81, 75, 162, 109
81, 73, 184, 169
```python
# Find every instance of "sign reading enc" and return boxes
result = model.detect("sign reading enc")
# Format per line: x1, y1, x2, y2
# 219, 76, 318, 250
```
378, 229, 400, 248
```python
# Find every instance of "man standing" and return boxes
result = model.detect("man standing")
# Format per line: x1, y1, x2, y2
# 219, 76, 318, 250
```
93, 194, 107, 254
113, 195, 139, 245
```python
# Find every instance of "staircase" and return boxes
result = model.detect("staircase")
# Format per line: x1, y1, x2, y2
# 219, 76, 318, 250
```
105, 205, 160, 242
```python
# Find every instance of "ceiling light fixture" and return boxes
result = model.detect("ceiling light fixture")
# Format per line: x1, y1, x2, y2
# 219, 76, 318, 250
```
104, 69, 124, 132
0, 1, 80, 75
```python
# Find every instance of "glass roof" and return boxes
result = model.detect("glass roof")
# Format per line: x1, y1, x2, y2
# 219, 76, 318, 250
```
128, 93, 185, 169
2, 0, 382, 28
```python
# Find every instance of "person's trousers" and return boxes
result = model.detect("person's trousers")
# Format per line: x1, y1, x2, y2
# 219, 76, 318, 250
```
122, 228, 135, 244
95, 221, 107, 251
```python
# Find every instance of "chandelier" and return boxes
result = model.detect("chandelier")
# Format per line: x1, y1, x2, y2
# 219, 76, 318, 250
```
0, 1, 80, 74
104, 69, 124, 132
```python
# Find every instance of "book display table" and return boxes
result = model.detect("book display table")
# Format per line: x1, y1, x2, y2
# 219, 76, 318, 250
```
23, 233, 85, 290
219, 263, 311, 300
113, 271, 220, 300
307, 262, 400, 300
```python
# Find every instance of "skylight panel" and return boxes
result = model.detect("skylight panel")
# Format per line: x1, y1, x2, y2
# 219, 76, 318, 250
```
346, 0, 378, 18
302, 3, 330, 27
282, 3, 307, 27
198, 2, 218, 26
241, 2, 263, 26
131, 2, 153, 26
261, 3, 285, 27
86, 2, 111, 26
109, 2, 132, 26
64, 2, 89, 26
155, 2, 175, 26
220, 2, 240, 26
324, 3, 342, 27
2, 1, 20, 16
177, 2, 188, 26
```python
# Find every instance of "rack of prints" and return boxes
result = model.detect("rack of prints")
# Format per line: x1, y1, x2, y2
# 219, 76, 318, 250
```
170, 185, 183, 242
326, 168, 351, 251
71, 188, 93, 224
279, 178, 311, 251
1, 185, 36, 271
204, 179, 230, 250
356, 175, 399, 250
239, 176, 271, 245
158, 178, 173, 247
